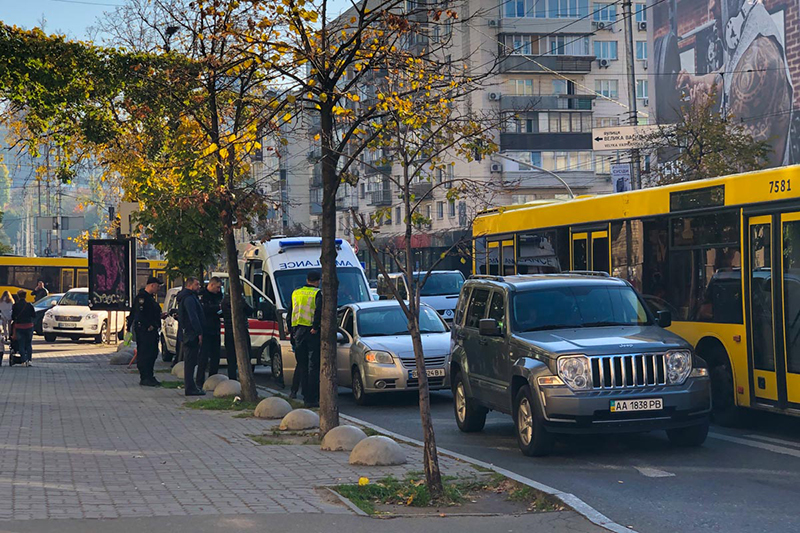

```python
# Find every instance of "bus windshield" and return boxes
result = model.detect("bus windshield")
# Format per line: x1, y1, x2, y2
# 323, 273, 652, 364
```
59, 291, 89, 307
275, 267, 370, 308
512, 285, 651, 332
414, 272, 465, 296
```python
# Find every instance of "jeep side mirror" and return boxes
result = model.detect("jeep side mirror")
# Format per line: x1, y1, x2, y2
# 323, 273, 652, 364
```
657, 310, 672, 328
479, 318, 502, 337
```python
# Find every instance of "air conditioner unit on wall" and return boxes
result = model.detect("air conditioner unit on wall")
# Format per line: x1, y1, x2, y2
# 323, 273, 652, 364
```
638, 21, 647, 31
594, 21, 606, 30
490, 163, 502, 173
488, 92, 502, 101
488, 19, 499, 28
643, 98, 649, 107
642, 59, 648, 70
598, 58, 611, 68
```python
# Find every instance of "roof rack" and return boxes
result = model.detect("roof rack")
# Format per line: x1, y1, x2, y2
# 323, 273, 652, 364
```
468, 275, 505, 282
564, 270, 611, 277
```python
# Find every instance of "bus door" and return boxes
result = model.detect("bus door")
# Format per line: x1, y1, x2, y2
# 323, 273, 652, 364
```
746, 215, 779, 403
61, 268, 75, 292
488, 241, 500, 276
570, 226, 610, 273
501, 239, 515, 276
780, 212, 800, 406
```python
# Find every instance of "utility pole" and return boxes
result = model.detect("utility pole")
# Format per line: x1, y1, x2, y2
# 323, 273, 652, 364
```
622, 0, 642, 190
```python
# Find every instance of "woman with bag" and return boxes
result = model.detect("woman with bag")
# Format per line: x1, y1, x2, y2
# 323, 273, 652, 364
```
11, 290, 36, 367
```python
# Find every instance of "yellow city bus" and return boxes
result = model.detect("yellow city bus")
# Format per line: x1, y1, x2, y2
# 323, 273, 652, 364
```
0, 257, 175, 303
473, 165, 800, 422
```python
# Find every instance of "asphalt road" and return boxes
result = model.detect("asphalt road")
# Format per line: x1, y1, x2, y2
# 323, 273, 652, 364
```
255, 371, 800, 533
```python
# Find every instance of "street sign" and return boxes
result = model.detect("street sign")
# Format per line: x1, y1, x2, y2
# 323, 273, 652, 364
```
611, 164, 632, 192
592, 125, 658, 151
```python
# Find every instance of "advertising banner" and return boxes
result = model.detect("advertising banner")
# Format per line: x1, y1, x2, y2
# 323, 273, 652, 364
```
88, 239, 136, 311
652, 0, 800, 166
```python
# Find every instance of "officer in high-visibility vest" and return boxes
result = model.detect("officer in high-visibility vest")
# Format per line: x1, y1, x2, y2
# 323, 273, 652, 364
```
287, 270, 322, 407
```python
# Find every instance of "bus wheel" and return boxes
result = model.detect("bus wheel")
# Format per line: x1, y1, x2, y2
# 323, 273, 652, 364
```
710, 361, 741, 427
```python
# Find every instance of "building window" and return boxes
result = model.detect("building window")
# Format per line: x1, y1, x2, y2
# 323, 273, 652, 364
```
636, 79, 649, 99
359, 183, 366, 199
635, 3, 646, 22
426, 205, 432, 221
551, 79, 568, 95
595, 79, 619, 99
531, 151, 542, 167
534, 112, 593, 133
448, 200, 456, 217
594, 116, 619, 128
507, 79, 534, 95
503, 35, 541, 55
504, 0, 588, 18
594, 41, 618, 60
445, 165, 454, 189
531, 151, 593, 172
594, 154, 612, 174
395, 206, 402, 224
636, 41, 647, 60
593, 3, 617, 22
548, 35, 590, 56
437, 202, 444, 219
512, 194, 531, 204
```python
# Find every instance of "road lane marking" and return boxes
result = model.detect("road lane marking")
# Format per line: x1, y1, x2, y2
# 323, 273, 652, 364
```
634, 466, 675, 478
710, 432, 800, 459
744, 434, 800, 449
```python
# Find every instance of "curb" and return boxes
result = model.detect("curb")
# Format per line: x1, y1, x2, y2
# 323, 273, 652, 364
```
256, 384, 635, 533
324, 487, 369, 517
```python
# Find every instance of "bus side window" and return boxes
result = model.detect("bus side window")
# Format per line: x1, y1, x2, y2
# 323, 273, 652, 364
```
61, 269, 75, 292
77, 269, 89, 288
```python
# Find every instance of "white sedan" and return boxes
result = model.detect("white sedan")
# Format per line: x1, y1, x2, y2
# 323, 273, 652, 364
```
42, 288, 127, 343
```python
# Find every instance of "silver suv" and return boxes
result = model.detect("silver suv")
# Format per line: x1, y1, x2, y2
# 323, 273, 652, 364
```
450, 274, 712, 456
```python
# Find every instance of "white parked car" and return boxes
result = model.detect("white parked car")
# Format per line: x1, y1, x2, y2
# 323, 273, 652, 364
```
42, 288, 127, 343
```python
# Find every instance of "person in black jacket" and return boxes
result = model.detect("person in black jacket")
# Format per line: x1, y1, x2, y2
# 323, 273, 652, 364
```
132, 277, 164, 387
221, 289, 252, 381
198, 276, 223, 383
11, 291, 36, 366
177, 277, 206, 395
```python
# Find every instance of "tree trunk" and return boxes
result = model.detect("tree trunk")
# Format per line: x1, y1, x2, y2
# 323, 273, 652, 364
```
222, 212, 257, 402
318, 104, 340, 436
408, 313, 444, 499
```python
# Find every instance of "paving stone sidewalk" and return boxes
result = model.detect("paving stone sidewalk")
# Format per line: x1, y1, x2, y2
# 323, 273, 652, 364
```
0, 346, 478, 521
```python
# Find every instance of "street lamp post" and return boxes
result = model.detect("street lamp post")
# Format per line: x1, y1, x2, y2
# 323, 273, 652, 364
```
492, 153, 575, 199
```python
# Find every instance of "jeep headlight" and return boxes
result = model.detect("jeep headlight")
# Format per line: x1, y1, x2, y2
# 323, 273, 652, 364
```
364, 351, 394, 364
666, 350, 692, 384
557, 355, 591, 391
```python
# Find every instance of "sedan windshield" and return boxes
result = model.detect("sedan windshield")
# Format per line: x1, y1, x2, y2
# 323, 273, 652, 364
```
357, 306, 446, 337
275, 267, 370, 308
512, 285, 650, 332
59, 292, 89, 307
414, 272, 465, 296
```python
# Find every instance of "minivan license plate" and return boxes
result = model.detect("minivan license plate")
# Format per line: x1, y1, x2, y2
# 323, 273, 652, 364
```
610, 398, 663, 413
410, 369, 445, 379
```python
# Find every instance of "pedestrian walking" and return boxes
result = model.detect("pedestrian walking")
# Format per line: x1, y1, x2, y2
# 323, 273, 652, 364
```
198, 276, 223, 383
0, 291, 13, 341
287, 271, 321, 408
221, 289, 252, 381
132, 277, 164, 387
11, 290, 35, 367
178, 277, 206, 396
31, 281, 48, 303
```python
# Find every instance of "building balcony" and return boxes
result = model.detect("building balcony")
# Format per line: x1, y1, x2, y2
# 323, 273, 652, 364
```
310, 202, 322, 215
499, 94, 594, 112
499, 132, 592, 151
499, 54, 595, 74
368, 187, 393, 206
410, 181, 434, 199
335, 191, 359, 211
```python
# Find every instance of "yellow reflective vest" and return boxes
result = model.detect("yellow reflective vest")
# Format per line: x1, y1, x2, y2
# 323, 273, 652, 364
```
291, 286, 320, 327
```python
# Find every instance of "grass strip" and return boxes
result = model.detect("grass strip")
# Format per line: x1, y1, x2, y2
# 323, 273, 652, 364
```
185, 397, 262, 411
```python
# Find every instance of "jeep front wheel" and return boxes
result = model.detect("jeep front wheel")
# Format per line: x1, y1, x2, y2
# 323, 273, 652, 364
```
514, 385, 554, 457
452, 371, 487, 432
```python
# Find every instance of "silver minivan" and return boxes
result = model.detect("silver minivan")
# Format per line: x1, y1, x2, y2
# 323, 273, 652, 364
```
377, 270, 465, 322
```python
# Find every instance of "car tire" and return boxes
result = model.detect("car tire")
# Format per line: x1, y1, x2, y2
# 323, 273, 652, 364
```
271, 349, 284, 385
710, 362, 741, 427
94, 321, 108, 344
44, 333, 57, 343
514, 384, 554, 457
161, 335, 173, 363
452, 371, 487, 432
352, 368, 372, 406
667, 421, 709, 447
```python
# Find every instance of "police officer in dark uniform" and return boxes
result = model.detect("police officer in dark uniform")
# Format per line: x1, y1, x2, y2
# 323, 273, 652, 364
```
133, 276, 164, 387
198, 276, 224, 383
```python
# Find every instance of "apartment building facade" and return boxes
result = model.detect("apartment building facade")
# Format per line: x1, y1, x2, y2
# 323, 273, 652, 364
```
295, 1, 653, 278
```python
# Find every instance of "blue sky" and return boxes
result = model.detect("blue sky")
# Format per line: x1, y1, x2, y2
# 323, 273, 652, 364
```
0, 0, 120, 40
